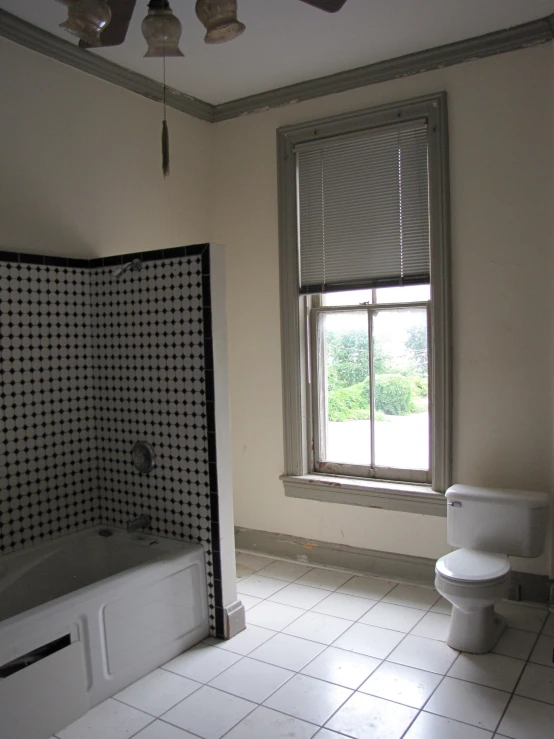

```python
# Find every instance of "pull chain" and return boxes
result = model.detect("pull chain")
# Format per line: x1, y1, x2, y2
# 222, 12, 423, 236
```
161, 30, 170, 177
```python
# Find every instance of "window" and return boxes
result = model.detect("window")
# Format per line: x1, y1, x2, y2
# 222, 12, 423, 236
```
278, 94, 451, 515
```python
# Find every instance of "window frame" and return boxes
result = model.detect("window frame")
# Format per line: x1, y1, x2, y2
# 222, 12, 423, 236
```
277, 93, 452, 516
310, 297, 432, 484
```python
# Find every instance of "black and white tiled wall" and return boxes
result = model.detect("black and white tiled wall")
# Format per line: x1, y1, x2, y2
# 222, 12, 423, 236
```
0, 245, 223, 636
0, 259, 99, 552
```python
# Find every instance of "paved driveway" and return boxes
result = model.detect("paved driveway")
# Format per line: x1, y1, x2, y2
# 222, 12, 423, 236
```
326, 412, 429, 470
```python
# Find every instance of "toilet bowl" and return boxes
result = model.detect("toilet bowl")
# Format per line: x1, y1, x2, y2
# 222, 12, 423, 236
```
436, 484, 549, 654
435, 548, 510, 653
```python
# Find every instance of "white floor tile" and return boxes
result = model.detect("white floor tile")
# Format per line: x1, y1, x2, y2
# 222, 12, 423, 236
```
258, 560, 313, 582
161, 686, 255, 739
208, 657, 293, 703
387, 635, 458, 674
269, 583, 330, 609
301, 646, 381, 689
359, 661, 442, 708
223, 706, 318, 739
163, 644, 241, 683
216, 624, 276, 656
493, 628, 537, 660
498, 695, 554, 739
382, 584, 440, 611
237, 574, 289, 599
57, 699, 152, 739
515, 662, 554, 704
247, 600, 305, 631
410, 611, 451, 641
326, 692, 417, 739
311, 592, 375, 621
425, 676, 510, 730
430, 597, 452, 615
249, 633, 326, 671
403, 712, 493, 739
447, 652, 525, 692
239, 594, 263, 611
295, 568, 354, 591
313, 730, 351, 739
236, 552, 275, 572
132, 722, 200, 739
115, 669, 201, 716
359, 602, 425, 633
542, 612, 554, 636
337, 575, 396, 601
236, 563, 257, 580
529, 634, 554, 667
264, 673, 351, 725
283, 611, 352, 644
333, 622, 405, 659
495, 602, 547, 633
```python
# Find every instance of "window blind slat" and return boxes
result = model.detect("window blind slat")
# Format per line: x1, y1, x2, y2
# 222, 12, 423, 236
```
296, 122, 430, 293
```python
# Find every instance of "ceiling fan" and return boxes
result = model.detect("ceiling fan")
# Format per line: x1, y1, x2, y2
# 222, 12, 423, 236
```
56, 0, 349, 57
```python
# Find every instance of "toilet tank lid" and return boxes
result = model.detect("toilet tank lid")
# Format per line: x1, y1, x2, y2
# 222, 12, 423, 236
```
446, 484, 549, 508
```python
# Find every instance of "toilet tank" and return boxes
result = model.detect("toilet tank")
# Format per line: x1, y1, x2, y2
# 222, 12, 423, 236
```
446, 485, 549, 557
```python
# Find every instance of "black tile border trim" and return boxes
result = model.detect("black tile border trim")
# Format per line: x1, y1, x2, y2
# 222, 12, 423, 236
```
0, 249, 90, 268
0, 244, 210, 269
200, 247, 225, 637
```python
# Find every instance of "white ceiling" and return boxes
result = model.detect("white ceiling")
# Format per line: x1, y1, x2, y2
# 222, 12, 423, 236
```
2, 0, 554, 104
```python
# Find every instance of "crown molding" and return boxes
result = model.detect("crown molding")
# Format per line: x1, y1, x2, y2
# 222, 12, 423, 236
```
0, 9, 214, 122
213, 15, 554, 121
1, 8, 552, 124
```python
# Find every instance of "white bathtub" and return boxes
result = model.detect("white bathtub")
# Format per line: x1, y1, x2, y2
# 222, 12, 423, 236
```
0, 526, 209, 739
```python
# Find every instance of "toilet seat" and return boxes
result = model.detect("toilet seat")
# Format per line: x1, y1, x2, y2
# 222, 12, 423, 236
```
436, 548, 510, 583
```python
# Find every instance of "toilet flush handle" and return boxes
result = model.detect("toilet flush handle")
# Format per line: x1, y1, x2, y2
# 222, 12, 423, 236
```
448, 501, 462, 508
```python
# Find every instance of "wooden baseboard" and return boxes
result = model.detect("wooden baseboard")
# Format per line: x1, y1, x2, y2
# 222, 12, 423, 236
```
235, 527, 553, 604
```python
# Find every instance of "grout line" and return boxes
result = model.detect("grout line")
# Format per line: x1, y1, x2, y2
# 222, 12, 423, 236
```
121, 714, 157, 739
490, 609, 550, 736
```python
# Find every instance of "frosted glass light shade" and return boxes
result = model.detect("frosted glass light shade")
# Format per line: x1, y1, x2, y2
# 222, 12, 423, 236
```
59, 0, 112, 47
142, 1, 184, 58
195, 0, 245, 44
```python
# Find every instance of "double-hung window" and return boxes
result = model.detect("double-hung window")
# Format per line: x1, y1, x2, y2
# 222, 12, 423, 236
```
278, 94, 452, 515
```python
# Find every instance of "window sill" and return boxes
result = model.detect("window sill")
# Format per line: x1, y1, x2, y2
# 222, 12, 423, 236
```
281, 474, 447, 517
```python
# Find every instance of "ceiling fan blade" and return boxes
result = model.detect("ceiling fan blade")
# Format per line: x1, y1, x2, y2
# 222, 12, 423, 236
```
79, 0, 137, 49
298, 0, 349, 12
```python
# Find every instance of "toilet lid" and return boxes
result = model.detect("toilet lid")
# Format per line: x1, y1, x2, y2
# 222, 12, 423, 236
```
436, 549, 510, 582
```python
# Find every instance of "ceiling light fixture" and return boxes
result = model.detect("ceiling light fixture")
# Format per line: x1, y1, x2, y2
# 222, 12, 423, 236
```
141, 0, 184, 58
57, 0, 112, 47
195, 0, 245, 45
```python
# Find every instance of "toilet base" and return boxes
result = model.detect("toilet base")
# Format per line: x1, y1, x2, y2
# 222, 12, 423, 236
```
446, 605, 506, 654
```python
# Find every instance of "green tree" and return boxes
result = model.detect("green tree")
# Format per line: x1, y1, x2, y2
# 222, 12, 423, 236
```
326, 327, 390, 392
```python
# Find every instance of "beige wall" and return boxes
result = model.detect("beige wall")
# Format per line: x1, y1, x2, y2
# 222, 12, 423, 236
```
0, 37, 213, 257
2, 35, 552, 576
212, 45, 554, 576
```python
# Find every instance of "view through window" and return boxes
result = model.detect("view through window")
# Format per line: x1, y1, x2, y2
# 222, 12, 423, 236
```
312, 285, 430, 481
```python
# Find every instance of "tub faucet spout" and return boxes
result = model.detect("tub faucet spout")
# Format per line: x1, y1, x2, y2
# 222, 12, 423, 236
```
127, 515, 152, 533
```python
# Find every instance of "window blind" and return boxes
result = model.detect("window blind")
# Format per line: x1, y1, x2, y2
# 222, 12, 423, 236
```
296, 121, 430, 294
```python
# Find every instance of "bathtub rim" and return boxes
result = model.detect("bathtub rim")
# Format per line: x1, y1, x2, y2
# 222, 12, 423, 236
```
0, 525, 207, 631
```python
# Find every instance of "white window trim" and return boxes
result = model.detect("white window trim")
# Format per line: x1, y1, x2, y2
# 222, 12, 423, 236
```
277, 93, 452, 516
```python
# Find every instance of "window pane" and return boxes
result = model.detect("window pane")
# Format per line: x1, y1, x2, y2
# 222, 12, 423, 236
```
319, 311, 371, 465
372, 308, 429, 470
323, 289, 373, 306
375, 284, 430, 304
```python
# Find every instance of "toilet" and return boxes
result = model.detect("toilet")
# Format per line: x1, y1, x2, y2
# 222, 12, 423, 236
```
435, 484, 549, 654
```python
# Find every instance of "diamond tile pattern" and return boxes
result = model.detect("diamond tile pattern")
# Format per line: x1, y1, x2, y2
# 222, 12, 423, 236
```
0, 260, 98, 553
0, 247, 223, 635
